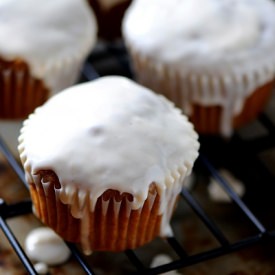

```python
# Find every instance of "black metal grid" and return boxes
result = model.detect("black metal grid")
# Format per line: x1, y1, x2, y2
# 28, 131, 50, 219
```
1, 40, 275, 274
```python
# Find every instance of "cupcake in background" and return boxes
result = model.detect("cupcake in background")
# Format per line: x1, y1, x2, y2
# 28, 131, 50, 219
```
88, 0, 131, 40
18, 76, 199, 253
0, 0, 97, 155
122, 0, 275, 137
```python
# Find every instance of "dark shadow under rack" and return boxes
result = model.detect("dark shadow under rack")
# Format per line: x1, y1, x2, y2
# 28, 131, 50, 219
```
1, 41, 275, 274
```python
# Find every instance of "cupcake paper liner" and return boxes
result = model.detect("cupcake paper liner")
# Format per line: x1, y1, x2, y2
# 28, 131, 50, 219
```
0, 55, 86, 120
19, 161, 188, 253
190, 81, 273, 134
0, 58, 49, 119
29, 176, 165, 253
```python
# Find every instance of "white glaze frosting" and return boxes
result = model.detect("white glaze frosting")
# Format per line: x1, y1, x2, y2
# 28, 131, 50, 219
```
0, 0, 97, 95
122, 0, 275, 136
19, 76, 199, 237
123, 0, 275, 62
25, 227, 71, 266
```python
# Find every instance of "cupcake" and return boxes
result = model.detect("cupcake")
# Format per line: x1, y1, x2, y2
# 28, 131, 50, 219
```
0, 0, 97, 119
0, 0, 97, 157
122, 0, 275, 136
88, 0, 131, 40
18, 76, 199, 253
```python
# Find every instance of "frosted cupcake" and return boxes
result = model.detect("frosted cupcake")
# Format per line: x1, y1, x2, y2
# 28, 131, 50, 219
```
0, 0, 97, 157
122, 0, 275, 136
0, 0, 97, 119
18, 76, 199, 253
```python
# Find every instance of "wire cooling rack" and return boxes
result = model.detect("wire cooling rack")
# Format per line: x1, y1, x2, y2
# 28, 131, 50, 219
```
1, 40, 275, 274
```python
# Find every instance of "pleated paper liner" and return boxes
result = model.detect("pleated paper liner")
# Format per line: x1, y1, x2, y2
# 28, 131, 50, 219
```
190, 80, 274, 135
0, 57, 49, 119
28, 170, 175, 254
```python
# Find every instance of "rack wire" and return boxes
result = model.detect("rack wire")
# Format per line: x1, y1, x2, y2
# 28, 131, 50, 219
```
1, 41, 275, 274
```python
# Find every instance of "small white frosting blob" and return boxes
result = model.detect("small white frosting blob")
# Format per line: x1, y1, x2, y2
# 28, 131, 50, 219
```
208, 169, 245, 203
25, 227, 71, 266
34, 262, 49, 275
150, 254, 181, 275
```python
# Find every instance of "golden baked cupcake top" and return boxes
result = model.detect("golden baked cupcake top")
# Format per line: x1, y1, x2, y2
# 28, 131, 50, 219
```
18, 76, 199, 215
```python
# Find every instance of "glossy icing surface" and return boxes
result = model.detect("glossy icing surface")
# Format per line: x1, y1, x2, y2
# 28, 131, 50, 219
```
123, 0, 275, 63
